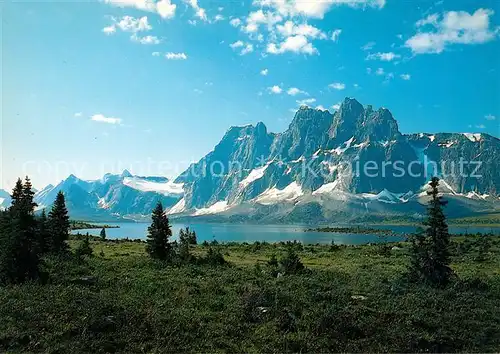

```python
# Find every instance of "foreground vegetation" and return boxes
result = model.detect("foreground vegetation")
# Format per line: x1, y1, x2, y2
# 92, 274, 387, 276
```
1, 235, 500, 353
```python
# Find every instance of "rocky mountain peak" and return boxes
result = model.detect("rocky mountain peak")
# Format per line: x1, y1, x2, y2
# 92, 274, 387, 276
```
121, 169, 133, 178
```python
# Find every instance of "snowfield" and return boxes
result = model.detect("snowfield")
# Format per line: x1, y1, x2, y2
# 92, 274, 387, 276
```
239, 163, 270, 189
255, 182, 303, 205
193, 201, 230, 216
167, 198, 186, 215
123, 177, 184, 196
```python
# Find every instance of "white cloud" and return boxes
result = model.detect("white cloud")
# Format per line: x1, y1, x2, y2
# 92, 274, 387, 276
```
287, 87, 308, 96
366, 51, 401, 61
156, 0, 176, 19
214, 14, 225, 22
332, 103, 341, 110
416, 13, 439, 27
268, 85, 283, 94
240, 43, 254, 55
353, 83, 359, 88
361, 41, 376, 50
406, 8, 499, 54
296, 98, 316, 106
193, 88, 203, 94
230, 18, 242, 27
243, 9, 283, 34
74, 112, 82, 117
267, 35, 318, 55
116, 15, 152, 32
485, 114, 496, 120
131, 34, 161, 44
331, 29, 342, 41
253, 0, 385, 19
375, 67, 385, 75
276, 21, 327, 39
400, 73, 411, 80
165, 52, 188, 60
260, 68, 269, 75
102, 26, 116, 34
103, 16, 153, 37
230, 40, 244, 49
152, 51, 161, 56
91, 114, 122, 124
184, 0, 208, 21
103, 0, 176, 19
366, 67, 372, 74
316, 105, 327, 110
328, 82, 346, 90
475, 124, 486, 129
230, 40, 254, 55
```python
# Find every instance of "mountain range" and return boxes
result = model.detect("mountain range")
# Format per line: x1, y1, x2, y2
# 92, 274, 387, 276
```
2, 98, 499, 223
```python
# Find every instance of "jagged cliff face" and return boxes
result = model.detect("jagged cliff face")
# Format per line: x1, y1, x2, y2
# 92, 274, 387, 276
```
175, 97, 499, 214
11, 97, 498, 222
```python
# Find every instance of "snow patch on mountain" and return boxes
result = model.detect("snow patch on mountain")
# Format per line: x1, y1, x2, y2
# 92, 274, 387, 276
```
123, 177, 184, 196
168, 197, 186, 215
418, 179, 457, 196
239, 162, 270, 188
362, 189, 405, 204
255, 182, 303, 205
193, 201, 230, 216
312, 180, 340, 195
330, 136, 355, 155
98, 197, 113, 209
463, 133, 482, 142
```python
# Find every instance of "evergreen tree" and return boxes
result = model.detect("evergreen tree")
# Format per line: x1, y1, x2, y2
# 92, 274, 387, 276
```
0, 177, 40, 284
178, 227, 197, 262
100, 227, 106, 240
75, 234, 93, 259
48, 191, 70, 254
146, 202, 172, 261
37, 209, 50, 254
409, 177, 452, 287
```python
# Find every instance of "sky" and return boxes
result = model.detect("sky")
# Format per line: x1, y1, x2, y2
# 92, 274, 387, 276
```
2, 0, 500, 190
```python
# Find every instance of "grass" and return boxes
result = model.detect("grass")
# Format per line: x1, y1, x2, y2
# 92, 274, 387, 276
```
1, 235, 500, 352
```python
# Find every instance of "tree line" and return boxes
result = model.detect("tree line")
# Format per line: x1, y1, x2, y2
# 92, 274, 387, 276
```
0, 177, 70, 284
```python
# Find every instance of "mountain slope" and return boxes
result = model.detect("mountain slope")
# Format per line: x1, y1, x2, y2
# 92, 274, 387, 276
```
32, 172, 183, 220
171, 97, 499, 221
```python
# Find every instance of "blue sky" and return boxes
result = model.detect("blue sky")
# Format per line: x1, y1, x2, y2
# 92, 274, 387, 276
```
2, 0, 500, 190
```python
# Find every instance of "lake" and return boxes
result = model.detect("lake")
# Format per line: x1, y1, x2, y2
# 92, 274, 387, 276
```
72, 222, 500, 245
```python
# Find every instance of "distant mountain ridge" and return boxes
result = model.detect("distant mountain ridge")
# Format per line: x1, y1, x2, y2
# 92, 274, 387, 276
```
3, 97, 499, 222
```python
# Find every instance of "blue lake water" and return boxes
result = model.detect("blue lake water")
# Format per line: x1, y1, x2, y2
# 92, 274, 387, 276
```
72, 222, 500, 245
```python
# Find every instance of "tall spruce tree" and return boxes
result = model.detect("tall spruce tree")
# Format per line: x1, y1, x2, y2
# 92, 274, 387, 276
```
146, 202, 172, 261
48, 191, 70, 254
0, 177, 40, 284
37, 210, 50, 254
100, 227, 106, 240
409, 177, 452, 287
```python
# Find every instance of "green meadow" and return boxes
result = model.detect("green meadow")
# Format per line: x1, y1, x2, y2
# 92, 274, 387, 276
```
1, 234, 499, 353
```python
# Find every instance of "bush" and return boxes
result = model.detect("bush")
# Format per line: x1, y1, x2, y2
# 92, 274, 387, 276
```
202, 247, 227, 266
75, 236, 93, 259
279, 248, 304, 275
329, 240, 341, 252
